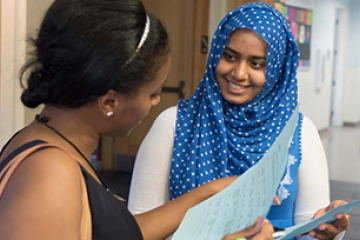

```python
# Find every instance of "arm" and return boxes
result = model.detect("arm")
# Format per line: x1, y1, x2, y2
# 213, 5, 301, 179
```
128, 108, 239, 239
128, 106, 177, 214
134, 176, 238, 240
294, 115, 330, 225
295, 116, 346, 240
0, 148, 83, 240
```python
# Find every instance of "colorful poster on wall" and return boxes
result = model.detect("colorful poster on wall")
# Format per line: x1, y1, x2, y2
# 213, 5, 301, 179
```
274, 0, 313, 67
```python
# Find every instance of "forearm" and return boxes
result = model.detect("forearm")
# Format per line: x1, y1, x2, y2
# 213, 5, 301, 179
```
294, 116, 330, 225
134, 177, 233, 240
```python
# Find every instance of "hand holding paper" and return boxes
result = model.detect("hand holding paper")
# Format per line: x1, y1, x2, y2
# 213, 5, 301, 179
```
277, 199, 360, 240
221, 217, 273, 240
305, 200, 350, 240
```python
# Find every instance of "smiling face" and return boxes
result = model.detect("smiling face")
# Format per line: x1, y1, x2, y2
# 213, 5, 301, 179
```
215, 28, 267, 105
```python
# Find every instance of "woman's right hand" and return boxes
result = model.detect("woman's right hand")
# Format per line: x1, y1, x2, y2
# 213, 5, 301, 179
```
221, 217, 274, 240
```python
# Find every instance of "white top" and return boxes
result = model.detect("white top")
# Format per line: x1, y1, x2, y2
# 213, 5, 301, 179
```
128, 106, 342, 240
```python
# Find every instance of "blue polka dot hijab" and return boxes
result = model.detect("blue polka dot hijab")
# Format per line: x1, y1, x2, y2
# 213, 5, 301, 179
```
169, 2, 300, 200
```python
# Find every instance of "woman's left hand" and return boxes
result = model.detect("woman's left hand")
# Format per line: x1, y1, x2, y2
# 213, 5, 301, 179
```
306, 200, 350, 240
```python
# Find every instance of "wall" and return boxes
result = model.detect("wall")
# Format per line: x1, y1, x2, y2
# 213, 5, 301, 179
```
342, 0, 360, 123
0, 0, 27, 147
299, 0, 360, 128
297, 0, 340, 130
0, 0, 53, 148
298, 0, 360, 129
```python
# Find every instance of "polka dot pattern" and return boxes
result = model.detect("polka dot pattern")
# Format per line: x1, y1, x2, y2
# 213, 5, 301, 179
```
170, 2, 300, 200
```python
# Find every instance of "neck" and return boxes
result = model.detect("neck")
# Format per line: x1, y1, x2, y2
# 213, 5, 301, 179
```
36, 105, 101, 162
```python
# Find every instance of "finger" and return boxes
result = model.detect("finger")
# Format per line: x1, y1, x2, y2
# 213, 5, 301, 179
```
318, 223, 340, 236
273, 195, 280, 205
313, 208, 326, 219
326, 200, 348, 212
221, 217, 264, 240
325, 202, 337, 212
337, 212, 350, 221
333, 215, 349, 231
310, 229, 331, 240
312, 223, 342, 240
252, 220, 274, 240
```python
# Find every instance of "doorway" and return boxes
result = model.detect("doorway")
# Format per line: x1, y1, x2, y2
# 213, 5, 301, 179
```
330, 6, 348, 127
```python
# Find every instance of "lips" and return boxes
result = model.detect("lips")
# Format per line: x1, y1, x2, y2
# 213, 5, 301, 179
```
226, 79, 249, 94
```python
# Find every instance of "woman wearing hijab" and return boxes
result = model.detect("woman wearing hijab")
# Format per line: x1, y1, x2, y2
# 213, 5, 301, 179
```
129, 2, 349, 240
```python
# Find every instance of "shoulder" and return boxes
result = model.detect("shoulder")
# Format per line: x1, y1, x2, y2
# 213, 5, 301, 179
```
1, 146, 83, 216
156, 106, 177, 123
20, 146, 83, 186
0, 146, 83, 237
300, 114, 321, 139
152, 106, 177, 132
298, 114, 327, 167
3, 145, 83, 203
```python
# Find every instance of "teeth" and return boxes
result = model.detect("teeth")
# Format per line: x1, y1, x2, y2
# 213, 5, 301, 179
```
228, 81, 245, 90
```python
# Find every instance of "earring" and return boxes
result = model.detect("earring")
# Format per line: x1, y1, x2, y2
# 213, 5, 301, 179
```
107, 111, 114, 117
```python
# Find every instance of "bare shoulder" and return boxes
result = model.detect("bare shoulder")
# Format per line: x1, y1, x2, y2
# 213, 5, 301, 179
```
0, 147, 83, 239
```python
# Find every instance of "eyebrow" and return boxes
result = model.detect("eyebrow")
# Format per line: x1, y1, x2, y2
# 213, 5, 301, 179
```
225, 47, 266, 60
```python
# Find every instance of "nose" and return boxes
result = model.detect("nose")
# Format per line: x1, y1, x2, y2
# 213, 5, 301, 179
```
231, 61, 248, 81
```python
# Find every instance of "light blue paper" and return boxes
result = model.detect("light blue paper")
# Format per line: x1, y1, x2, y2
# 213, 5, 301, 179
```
172, 106, 299, 240
278, 199, 360, 240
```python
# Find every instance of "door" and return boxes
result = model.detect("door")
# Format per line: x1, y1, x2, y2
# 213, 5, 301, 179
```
101, 0, 209, 169
330, 7, 348, 127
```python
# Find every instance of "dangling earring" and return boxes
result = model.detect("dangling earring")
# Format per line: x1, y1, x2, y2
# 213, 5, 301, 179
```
107, 111, 114, 117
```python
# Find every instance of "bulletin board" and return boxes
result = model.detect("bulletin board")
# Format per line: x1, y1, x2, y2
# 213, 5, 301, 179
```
274, 0, 313, 67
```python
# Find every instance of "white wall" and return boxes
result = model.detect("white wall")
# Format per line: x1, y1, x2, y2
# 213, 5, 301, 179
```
1, 0, 27, 147
297, 0, 350, 130
342, 0, 360, 124
0, 0, 53, 148
300, 0, 360, 128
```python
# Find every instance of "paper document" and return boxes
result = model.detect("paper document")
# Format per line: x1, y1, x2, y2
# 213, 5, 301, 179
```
278, 199, 360, 240
172, 106, 299, 240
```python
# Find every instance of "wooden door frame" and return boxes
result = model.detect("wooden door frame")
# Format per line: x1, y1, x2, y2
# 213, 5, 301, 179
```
191, 0, 210, 93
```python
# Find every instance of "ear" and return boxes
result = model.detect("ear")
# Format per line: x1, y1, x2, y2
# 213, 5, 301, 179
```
97, 89, 125, 118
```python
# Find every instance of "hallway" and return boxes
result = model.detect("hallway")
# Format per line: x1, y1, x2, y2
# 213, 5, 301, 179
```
320, 124, 360, 240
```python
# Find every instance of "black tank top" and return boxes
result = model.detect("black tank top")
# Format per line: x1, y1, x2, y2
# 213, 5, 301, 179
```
0, 139, 143, 240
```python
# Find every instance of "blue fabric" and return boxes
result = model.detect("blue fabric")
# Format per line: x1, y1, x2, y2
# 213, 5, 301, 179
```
267, 113, 303, 240
170, 2, 300, 200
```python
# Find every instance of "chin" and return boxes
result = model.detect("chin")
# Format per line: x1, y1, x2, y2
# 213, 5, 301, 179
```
224, 96, 249, 105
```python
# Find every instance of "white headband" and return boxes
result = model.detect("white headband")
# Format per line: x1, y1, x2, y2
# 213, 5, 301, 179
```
135, 15, 151, 52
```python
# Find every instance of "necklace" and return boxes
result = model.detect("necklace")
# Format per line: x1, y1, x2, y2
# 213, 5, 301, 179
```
35, 114, 110, 189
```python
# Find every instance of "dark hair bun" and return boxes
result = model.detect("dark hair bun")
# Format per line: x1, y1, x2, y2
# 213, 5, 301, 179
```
21, 71, 51, 108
